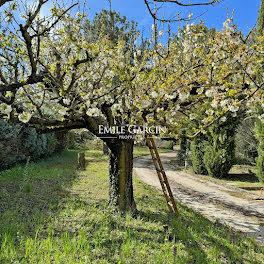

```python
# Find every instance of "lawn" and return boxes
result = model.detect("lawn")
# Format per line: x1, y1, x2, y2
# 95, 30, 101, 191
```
0, 148, 263, 263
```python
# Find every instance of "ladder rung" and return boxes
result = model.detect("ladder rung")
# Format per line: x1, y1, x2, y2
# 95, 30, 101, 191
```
167, 201, 173, 208
149, 146, 154, 149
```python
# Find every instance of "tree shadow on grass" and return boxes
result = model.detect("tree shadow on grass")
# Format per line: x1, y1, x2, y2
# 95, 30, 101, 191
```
0, 151, 79, 239
226, 173, 259, 183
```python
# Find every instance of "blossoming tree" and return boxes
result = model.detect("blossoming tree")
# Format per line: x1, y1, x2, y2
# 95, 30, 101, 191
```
1, 0, 264, 211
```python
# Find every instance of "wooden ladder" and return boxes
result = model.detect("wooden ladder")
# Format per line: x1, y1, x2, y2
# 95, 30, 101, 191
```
145, 133, 180, 216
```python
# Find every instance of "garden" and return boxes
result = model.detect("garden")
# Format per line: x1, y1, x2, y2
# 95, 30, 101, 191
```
1, 0, 264, 263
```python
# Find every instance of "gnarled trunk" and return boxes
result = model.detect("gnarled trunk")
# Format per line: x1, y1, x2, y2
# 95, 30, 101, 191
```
108, 139, 136, 212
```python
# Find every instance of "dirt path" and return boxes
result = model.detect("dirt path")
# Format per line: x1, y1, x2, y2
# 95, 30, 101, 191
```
133, 152, 264, 243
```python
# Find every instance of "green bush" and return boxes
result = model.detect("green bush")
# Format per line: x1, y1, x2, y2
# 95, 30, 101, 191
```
203, 145, 234, 178
164, 140, 174, 150
203, 116, 238, 178
190, 136, 208, 175
0, 119, 62, 171
177, 130, 189, 163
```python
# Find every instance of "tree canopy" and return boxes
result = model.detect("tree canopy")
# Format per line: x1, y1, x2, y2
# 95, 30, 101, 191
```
0, 2, 263, 139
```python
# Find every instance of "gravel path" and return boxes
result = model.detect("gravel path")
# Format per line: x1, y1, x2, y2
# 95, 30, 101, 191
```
133, 152, 264, 243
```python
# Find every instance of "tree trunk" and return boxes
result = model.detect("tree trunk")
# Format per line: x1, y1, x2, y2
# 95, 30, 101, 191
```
77, 152, 86, 170
108, 139, 136, 212
103, 143, 109, 155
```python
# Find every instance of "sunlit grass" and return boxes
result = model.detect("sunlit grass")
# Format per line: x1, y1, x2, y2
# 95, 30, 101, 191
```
0, 149, 263, 263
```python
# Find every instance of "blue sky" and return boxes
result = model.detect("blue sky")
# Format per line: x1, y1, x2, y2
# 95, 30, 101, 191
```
26, 0, 261, 37
79, 0, 260, 35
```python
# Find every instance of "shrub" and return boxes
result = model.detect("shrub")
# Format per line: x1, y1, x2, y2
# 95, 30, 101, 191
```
203, 145, 234, 178
177, 130, 188, 163
203, 116, 238, 178
190, 136, 208, 175
0, 119, 61, 171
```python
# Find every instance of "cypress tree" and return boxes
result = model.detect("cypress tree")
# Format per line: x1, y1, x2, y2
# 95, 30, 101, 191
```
257, 0, 264, 36
190, 135, 208, 175
255, 1, 264, 182
255, 104, 264, 182
203, 119, 238, 178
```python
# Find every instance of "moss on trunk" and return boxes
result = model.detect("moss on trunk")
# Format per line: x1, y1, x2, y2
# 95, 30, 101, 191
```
108, 139, 136, 212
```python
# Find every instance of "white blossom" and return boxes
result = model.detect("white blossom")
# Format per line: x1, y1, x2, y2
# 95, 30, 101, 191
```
150, 91, 158, 98
197, 87, 204, 94
179, 92, 189, 102
86, 108, 100, 116
220, 99, 228, 107
58, 109, 67, 116
63, 99, 71, 105
205, 89, 215, 98
223, 19, 231, 28
211, 100, 218, 108
220, 116, 227, 122
259, 114, 264, 122
228, 105, 239, 112
0, 103, 12, 115
188, 13, 193, 19
18, 112, 32, 123
190, 113, 197, 120
206, 109, 214, 116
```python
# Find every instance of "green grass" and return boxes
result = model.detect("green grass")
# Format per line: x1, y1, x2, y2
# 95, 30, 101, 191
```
0, 149, 264, 263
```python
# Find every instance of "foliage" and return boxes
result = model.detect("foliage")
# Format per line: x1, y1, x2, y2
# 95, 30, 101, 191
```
177, 130, 188, 163
203, 115, 239, 178
0, 5, 262, 139
0, 119, 60, 170
255, 117, 264, 182
254, 1, 264, 182
235, 117, 258, 165
0, 151, 263, 263
85, 9, 138, 47
190, 135, 208, 175
257, 0, 264, 36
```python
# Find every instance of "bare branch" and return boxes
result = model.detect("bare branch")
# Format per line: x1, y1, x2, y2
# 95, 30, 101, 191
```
144, 0, 221, 22
0, 0, 13, 7
153, 0, 220, 7
32, 3, 78, 38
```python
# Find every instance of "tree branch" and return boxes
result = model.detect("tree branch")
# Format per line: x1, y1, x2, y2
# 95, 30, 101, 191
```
0, 72, 47, 92
0, 0, 13, 7
153, 0, 220, 6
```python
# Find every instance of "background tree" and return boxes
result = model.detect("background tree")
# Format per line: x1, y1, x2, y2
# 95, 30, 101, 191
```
257, 0, 264, 36
85, 9, 138, 46
253, 0, 264, 182
235, 117, 258, 165
203, 114, 240, 178
190, 135, 208, 174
